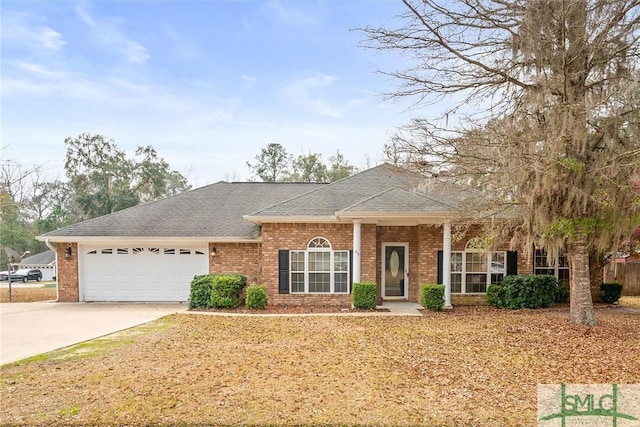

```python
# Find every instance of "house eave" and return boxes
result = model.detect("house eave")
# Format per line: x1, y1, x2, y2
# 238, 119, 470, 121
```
243, 215, 338, 225
336, 211, 453, 225
36, 236, 262, 244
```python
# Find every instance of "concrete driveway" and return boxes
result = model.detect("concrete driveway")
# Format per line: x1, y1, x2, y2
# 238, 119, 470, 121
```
0, 302, 187, 365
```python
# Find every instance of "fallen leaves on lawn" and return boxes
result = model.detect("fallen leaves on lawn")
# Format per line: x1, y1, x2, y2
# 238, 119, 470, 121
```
1, 308, 639, 426
0, 286, 56, 303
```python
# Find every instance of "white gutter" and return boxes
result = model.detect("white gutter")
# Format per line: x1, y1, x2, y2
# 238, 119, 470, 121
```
243, 215, 338, 225
44, 239, 59, 302
36, 236, 261, 244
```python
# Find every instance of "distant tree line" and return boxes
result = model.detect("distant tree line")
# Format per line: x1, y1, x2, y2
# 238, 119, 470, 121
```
246, 142, 357, 183
0, 133, 191, 265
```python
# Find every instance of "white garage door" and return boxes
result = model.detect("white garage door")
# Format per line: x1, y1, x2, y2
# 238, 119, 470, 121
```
80, 245, 209, 302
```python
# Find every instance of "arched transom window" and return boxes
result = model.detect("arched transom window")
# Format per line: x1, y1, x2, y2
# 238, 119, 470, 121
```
290, 237, 349, 294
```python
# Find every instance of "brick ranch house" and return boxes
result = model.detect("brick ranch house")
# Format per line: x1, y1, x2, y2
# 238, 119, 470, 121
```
38, 163, 572, 306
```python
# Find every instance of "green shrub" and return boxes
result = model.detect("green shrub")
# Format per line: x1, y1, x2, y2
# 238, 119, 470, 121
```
486, 275, 559, 309
600, 283, 623, 304
555, 285, 570, 304
421, 284, 445, 311
487, 284, 506, 308
188, 274, 216, 308
246, 285, 268, 309
352, 282, 377, 309
210, 274, 247, 309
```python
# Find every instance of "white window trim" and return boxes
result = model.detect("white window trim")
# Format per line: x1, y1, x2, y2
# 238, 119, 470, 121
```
451, 250, 507, 294
289, 237, 349, 294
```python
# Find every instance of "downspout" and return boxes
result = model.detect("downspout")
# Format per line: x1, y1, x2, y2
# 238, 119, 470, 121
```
44, 239, 59, 302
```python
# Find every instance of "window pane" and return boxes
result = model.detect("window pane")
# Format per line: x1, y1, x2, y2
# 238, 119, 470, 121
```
491, 252, 505, 274
291, 251, 305, 272
558, 269, 570, 286
309, 273, 330, 292
334, 251, 348, 272
334, 273, 348, 293
309, 237, 331, 248
534, 268, 555, 276
451, 253, 462, 272
490, 274, 503, 285
558, 254, 569, 268
451, 273, 462, 293
309, 252, 330, 272
466, 253, 486, 272
466, 273, 487, 293
534, 249, 549, 268
291, 273, 305, 293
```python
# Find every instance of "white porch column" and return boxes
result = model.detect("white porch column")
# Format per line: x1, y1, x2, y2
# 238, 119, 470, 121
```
443, 222, 452, 308
353, 219, 361, 284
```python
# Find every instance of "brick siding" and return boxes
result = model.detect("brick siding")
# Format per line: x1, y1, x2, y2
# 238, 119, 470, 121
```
57, 242, 79, 302
209, 242, 261, 284
55, 223, 606, 306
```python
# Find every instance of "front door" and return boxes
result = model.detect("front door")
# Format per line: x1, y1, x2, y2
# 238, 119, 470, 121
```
382, 243, 408, 298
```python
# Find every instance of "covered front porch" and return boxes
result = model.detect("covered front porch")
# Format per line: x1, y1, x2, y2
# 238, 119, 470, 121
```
348, 218, 456, 308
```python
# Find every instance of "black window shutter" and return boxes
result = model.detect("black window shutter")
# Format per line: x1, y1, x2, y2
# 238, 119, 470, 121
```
278, 250, 289, 294
507, 251, 518, 276
437, 250, 443, 284
349, 250, 354, 293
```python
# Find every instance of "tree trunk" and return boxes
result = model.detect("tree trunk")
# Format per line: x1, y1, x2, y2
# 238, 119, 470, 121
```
568, 231, 597, 325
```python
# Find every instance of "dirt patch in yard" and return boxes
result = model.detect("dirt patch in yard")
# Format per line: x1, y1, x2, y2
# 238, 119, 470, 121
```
1, 307, 639, 426
0, 286, 56, 303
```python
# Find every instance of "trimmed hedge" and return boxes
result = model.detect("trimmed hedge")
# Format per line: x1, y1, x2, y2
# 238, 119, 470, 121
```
421, 284, 445, 311
601, 283, 623, 304
188, 274, 216, 308
487, 275, 559, 309
210, 274, 247, 309
246, 285, 268, 309
352, 282, 377, 310
555, 285, 570, 304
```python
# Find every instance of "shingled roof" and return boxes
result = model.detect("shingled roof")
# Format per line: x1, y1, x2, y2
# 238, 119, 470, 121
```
19, 250, 55, 265
40, 182, 325, 240
246, 163, 470, 219
39, 164, 475, 241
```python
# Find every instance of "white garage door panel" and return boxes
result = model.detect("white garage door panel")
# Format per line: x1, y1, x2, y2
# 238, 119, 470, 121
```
81, 246, 208, 302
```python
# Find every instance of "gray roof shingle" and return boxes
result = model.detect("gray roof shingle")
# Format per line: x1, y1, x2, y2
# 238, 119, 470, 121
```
41, 182, 325, 239
40, 164, 476, 240
19, 250, 55, 265
340, 187, 455, 213
248, 163, 470, 218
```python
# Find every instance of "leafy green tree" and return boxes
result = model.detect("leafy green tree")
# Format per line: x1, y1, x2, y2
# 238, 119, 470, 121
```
247, 145, 356, 183
246, 143, 291, 182
289, 152, 328, 182
364, 0, 640, 325
0, 159, 46, 263
65, 133, 190, 219
327, 150, 356, 182
0, 191, 38, 266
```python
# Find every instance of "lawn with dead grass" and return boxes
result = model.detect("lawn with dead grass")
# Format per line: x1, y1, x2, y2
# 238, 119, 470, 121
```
0, 285, 56, 303
1, 306, 639, 426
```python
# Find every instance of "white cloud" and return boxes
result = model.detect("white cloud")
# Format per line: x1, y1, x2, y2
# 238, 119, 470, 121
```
281, 74, 373, 119
9, 61, 66, 79
74, 6, 150, 65
74, 6, 95, 27
2, 12, 66, 51
265, 2, 319, 27
123, 40, 149, 64
33, 27, 66, 50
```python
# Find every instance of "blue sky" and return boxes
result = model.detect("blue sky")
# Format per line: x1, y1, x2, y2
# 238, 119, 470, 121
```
1, 1, 420, 186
